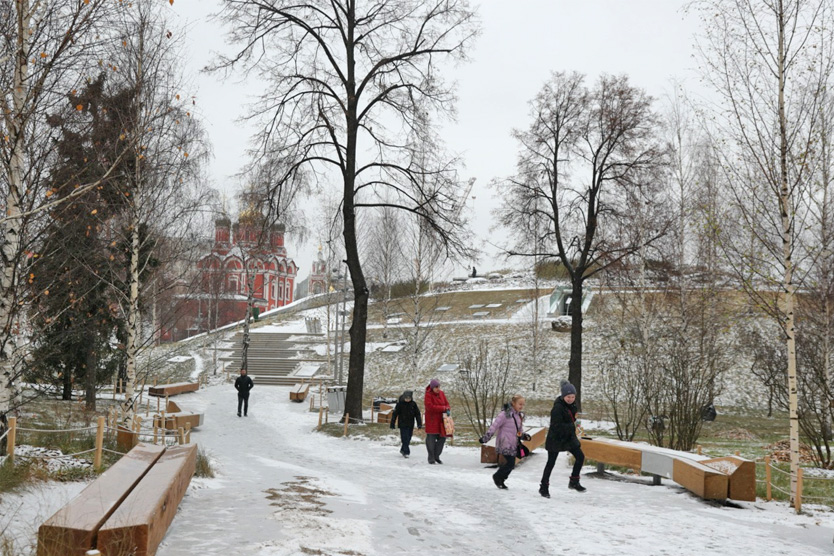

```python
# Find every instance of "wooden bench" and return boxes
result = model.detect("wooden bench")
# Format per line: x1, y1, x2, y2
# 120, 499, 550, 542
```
153, 399, 204, 431
376, 403, 395, 425
97, 444, 197, 556
148, 382, 199, 397
37, 443, 165, 556
38, 443, 195, 556
480, 426, 547, 464
290, 383, 310, 402
581, 438, 752, 501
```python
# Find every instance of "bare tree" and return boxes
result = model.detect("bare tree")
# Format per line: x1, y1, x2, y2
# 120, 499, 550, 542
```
0, 0, 120, 419
690, 0, 834, 501
217, 0, 478, 421
497, 72, 668, 409
454, 340, 515, 438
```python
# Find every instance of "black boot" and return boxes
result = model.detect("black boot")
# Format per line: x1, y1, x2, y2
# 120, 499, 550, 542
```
539, 483, 550, 498
492, 474, 508, 490
568, 477, 586, 492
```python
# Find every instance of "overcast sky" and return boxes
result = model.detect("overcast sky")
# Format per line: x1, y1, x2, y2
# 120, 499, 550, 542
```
172, 0, 701, 283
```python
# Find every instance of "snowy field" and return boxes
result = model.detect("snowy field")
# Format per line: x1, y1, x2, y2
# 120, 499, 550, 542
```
3, 381, 832, 555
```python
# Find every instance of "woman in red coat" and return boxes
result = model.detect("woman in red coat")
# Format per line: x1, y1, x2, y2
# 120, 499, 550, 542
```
424, 379, 450, 464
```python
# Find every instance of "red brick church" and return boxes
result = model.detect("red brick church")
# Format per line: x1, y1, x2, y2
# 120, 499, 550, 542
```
164, 213, 298, 340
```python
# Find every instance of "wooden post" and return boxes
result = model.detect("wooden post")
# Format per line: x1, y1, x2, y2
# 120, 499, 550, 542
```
343, 413, 349, 437
118, 379, 123, 396
795, 467, 803, 513
765, 456, 772, 501
370, 403, 375, 423
735, 450, 740, 457
6, 416, 16, 464
185, 422, 192, 444
94, 416, 105, 470
165, 394, 169, 411
153, 425, 158, 445
325, 410, 329, 425
317, 408, 323, 431
309, 396, 314, 411
112, 375, 117, 400
697, 445, 702, 456
178, 427, 185, 446
156, 396, 160, 413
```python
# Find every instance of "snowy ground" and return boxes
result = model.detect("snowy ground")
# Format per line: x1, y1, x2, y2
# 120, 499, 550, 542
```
147, 384, 834, 556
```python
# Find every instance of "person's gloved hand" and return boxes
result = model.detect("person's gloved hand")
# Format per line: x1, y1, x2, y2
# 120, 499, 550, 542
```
521, 433, 532, 441
445, 409, 451, 416
390, 424, 395, 430
479, 435, 488, 444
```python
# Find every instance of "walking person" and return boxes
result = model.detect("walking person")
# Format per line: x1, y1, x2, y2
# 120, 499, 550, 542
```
424, 379, 450, 464
479, 395, 531, 490
390, 390, 422, 458
539, 381, 586, 497
235, 368, 254, 417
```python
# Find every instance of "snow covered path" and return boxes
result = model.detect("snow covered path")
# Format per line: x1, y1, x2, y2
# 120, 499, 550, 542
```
158, 384, 833, 556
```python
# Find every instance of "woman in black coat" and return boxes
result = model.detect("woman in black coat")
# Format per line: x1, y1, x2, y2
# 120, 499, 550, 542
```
390, 390, 423, 458
540, 381, 586, 497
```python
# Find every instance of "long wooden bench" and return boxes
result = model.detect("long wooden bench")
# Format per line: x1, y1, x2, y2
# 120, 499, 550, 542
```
289, 383, 310, 402
37, 443, 196, 556
37, 444, 165, 556
97, 444, 197, 556
148, 382, 199, 397
581, 438, 753, 501
480, 426, 547, 464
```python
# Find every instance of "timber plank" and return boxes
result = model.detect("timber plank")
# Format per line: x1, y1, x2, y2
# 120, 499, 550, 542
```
290, 383, 310, 402
148, 382, 199, 397
581, 438, 643, 471
672, 457, 728, 500
702, 456, 756, 501
97, 444, 197, 556
37, 444, 164, 556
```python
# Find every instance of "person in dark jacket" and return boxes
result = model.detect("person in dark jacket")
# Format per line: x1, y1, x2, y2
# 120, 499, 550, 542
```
234, 368, 254, 417
540, 381, 586, 497
390, 390, 423, 457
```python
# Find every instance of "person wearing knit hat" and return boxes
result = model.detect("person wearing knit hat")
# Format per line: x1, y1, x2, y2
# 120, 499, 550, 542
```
424, 379, 451, 464
539, 380, 586, 497
390, 390, 422, 458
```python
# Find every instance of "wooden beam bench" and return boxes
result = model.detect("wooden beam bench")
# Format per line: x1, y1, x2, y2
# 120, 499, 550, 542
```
37, 443, 196, 556
97, 444, 197, 556
376, 403, 395, 424
148, 382, 199, 397
37, 443, 165, 556
581, 438, 753, 501
289, 383, 310, 402
480, 426, 547, 464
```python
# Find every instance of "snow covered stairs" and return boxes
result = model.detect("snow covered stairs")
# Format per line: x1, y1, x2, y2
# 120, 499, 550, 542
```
222, 331, 328, 385
37, 442, 197, 556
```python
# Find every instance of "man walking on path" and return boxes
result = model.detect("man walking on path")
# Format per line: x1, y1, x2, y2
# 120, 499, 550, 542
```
235, 368, 254, 417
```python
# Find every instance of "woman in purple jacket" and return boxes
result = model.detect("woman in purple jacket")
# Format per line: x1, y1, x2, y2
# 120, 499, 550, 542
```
479, 395, 531, 489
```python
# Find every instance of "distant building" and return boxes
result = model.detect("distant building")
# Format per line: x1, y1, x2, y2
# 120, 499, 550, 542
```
163, 213, 298, 340
295, 246, 330, 300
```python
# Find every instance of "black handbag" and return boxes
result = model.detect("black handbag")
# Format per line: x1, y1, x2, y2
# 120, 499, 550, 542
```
513, 412, 530, 458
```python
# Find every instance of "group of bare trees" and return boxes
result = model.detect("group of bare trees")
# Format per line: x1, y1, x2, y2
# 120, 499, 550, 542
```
0, 0, 210, 420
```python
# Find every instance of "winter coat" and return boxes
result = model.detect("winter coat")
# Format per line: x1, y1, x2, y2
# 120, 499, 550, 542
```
235, 375, 254, 398
482, 406, 524, 457
390, 393, 423, 430
424, 385, 450, 437
545, 396, 580, 452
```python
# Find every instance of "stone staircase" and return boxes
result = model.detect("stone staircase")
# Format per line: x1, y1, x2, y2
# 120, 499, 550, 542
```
221, 331, 331, 386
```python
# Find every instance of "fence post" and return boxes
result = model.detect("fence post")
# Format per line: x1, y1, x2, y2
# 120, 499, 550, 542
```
94, 416, 105, 470
343, 413, 349, 437
765, 455, 772, 501
153, 425, 159, 445
317, 408, 323, 431
112, 375, 117, 400
370, 403, 375, 424
309, 396, 314, 411
795, 467, 803, 513
185, 422, 192, 444
7, 416, 16, 464
178, 427, 185, 446
697, 445, 702, 456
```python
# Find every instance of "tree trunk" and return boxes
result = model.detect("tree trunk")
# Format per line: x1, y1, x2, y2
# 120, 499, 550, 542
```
241, 266, 255, 371
124, 212, 141, 418
776, 4, 800, 506
568, 278, 584, 409
0, 0, 31, 418
86, 340, 97, 411
342, 4, 366, 424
